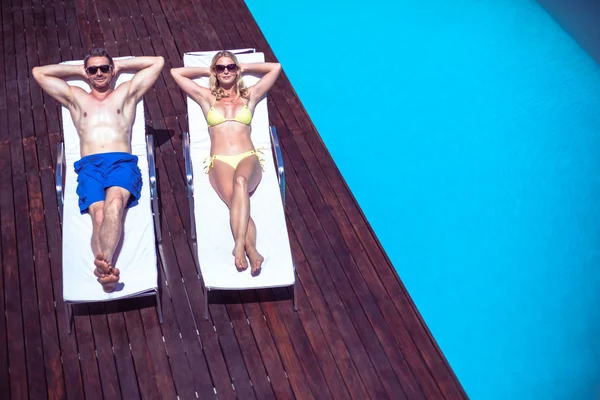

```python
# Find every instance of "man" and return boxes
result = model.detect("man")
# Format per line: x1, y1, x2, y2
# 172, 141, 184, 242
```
32, 48, 164, 292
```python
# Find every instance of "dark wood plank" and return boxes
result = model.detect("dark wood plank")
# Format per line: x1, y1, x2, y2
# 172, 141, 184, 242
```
193, 0, 233, 49
188, 0, 223, 50
87, 304, 122, 399
238, 295, 297, 399
104, 308, 142, 399
122, 308, 161, 399
23, 138, 67, 400
138, 307, 179, 399
153, 267, 212, 399
0, 141, 28, 400
92, 0, 118, 55
280, 272, 359, 400
73, 308, 104, 400
37, 0, 65, 135
253, 290, 316, 399
12, 151, 48, 400
0, 145, 16, 400
210, 296, 256, 399
0, 6, 10, 397
259, 287, 336, 399
73, 0, 94, 50
65, 0, 84, 59
225, 300, 279, 399
39, 163, 86, 399
150, 249, 205, 400
51, 0, 76, 61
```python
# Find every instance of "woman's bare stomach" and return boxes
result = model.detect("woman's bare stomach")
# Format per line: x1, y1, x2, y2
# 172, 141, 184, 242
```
209, 129, 255, 156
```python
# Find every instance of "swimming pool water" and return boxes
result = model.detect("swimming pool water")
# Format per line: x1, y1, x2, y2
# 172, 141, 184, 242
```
246, 0, 600, 398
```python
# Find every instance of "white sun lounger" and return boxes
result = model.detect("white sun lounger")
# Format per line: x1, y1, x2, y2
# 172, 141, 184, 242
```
182, 49, 296, 319
55, 58, 163, 333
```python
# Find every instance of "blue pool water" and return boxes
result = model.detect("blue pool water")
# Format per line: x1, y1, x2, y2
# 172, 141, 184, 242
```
246, 0, 600, 398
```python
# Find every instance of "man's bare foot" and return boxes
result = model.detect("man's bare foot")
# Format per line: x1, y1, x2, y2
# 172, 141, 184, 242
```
232, 242, 248, 271
245, 246, 264, 276
94, 252, 111, 274
93, 253, 120, 292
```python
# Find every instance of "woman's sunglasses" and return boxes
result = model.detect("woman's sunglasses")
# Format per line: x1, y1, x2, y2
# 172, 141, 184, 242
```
214, 64, 238, 73
86, 64, 112, 75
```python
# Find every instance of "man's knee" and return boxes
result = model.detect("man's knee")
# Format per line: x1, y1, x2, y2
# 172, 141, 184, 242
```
89, 205, 104, 226
104, 195, 126, 214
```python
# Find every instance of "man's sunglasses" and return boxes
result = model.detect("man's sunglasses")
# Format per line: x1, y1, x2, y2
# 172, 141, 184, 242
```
86, 64, 112, 74
214, 64, 238, 73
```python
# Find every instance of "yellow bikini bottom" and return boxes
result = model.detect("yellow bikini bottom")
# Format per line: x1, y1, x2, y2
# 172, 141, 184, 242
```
203, 149, 265, 173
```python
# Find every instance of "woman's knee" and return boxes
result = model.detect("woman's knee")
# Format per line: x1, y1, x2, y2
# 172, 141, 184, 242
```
223, 192, 233, 206
233, 175, 248, 192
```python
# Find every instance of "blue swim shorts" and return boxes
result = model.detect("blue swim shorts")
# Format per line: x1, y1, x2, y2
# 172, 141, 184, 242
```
74, 152, 143, 214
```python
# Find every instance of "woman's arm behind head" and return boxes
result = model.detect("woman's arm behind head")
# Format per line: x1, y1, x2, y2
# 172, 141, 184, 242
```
170, 67, 213, 111
242, 62, 282, 108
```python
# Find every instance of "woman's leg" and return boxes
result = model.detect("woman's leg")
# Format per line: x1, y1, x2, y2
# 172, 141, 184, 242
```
208, 154, 262, 271
244, 217, 264, 275
208, 160, 246, 268
232, 155, 263, 273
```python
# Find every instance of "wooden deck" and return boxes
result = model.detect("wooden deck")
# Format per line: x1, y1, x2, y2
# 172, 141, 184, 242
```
0, 0, 467, 398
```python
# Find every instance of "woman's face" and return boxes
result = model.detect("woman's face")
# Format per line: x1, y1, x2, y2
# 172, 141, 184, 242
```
213, 56, 238, 85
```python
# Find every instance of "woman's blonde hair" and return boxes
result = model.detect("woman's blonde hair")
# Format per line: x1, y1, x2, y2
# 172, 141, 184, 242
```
209, 51, 249, 100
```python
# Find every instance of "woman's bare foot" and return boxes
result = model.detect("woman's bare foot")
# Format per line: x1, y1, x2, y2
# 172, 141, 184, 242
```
93, 253, 120, 292
245, 246, 264, 276
232, 242, 248, 271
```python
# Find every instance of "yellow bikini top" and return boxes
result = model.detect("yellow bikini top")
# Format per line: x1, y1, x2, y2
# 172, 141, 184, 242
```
206, 97, 253, 127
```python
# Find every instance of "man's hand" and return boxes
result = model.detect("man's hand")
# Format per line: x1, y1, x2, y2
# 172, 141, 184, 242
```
112, 63, 120, 77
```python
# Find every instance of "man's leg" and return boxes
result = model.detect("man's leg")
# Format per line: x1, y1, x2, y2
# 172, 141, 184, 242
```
88, 201, 105, 256
94, 186, 131, 292
99, 186, 131, 263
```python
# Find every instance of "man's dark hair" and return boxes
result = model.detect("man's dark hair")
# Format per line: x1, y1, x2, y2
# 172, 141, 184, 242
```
84, 48, 114, 68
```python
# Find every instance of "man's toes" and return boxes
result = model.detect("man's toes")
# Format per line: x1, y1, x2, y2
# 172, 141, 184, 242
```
94, 253, 111, 274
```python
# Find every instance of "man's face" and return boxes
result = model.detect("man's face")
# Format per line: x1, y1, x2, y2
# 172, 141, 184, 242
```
85, 56, 114, 90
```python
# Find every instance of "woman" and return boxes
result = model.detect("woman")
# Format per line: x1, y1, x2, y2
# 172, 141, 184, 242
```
171, 51, 281, 275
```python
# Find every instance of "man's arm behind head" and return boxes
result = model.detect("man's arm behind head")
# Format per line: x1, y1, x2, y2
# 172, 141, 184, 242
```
117, 56, 165, 105
32, 63, 86, 108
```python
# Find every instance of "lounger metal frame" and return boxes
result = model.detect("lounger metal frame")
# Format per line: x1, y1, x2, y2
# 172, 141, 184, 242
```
183, 126, 298, 320
56, 134, 164, 334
